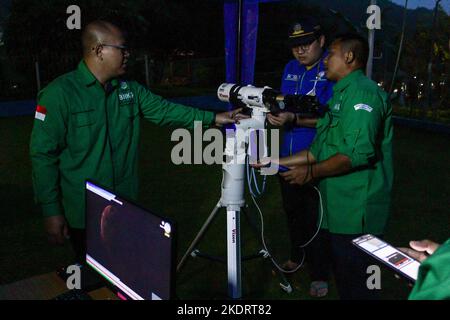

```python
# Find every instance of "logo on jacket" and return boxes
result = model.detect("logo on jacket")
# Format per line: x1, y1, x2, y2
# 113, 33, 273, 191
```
118, 81, 135, 105
119, 92, 135, 104
120, 81, 128, 90
311, 71, 327, 82
285, 74, 299, 81
354, 104, 373, 113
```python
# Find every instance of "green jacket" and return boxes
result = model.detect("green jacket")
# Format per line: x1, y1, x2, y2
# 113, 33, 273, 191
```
409, 239, 450, 300
30, 61, 215, 228
310, 69, 394, 234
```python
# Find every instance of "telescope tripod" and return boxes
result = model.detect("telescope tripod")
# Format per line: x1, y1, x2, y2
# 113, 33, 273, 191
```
176, 199, 292, 299
177, 111, 292, 299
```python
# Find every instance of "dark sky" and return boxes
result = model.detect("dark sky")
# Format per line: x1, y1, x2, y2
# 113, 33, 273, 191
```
390, 0, 450, 14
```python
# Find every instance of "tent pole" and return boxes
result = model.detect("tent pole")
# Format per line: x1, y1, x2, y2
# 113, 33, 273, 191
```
236, 0, 243, 84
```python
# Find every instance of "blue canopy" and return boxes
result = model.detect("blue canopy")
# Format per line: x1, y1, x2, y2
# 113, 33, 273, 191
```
224, 0, 284, 86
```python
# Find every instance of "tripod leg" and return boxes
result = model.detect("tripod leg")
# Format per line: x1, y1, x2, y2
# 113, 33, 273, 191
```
227, 209, 242, 299
177, 201, 222, 272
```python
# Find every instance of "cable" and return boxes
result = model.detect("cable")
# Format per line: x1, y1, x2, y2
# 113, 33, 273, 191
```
246, 154, 267, 198
243, 125, 325, 274
250, 183, 324, 274
299, 186, 324, 248
252, 166, 267, 195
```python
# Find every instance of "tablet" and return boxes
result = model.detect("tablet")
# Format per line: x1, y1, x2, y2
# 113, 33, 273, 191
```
352, 234, 421, 283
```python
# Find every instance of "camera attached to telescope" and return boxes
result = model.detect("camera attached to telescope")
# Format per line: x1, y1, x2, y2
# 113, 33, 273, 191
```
218, 83, 328, 118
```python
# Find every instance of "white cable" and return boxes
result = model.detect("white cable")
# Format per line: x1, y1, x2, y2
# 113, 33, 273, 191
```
246, 156, 266, 198
251, 184, 324, 274
246, 156, 259, 198
251, 167, 267, 195
243, 139, 324, 273
299, 186, 323, 248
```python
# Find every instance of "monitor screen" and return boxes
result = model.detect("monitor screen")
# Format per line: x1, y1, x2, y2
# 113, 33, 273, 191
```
85, 181, 176, 300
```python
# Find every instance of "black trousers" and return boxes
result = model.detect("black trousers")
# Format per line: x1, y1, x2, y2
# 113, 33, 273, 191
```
278, 176, 330, 281
321, 231, 382, 300
69, 228, 86, 265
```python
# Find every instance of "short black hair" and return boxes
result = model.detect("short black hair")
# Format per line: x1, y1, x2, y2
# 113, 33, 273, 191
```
333, 33, 369, 69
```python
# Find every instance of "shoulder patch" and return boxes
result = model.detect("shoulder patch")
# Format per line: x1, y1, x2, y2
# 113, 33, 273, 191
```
35, 105, 47, 121
354, 104, 373, 113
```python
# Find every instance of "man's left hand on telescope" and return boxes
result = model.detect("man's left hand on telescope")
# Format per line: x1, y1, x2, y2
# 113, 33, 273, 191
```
214, 108, 249, 126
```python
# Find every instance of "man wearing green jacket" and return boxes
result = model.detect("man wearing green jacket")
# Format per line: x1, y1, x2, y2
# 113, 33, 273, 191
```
400, 239, 450, 300
30, 21, 241, 262
258, 33, 393, 299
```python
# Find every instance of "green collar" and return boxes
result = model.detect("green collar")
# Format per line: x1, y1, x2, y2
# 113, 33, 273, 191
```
77, 60, 97, 86
333, 69, 365, 93
77, 60, 119, 89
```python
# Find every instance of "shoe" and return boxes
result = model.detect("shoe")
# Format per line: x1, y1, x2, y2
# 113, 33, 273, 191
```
310, 281, 329, 298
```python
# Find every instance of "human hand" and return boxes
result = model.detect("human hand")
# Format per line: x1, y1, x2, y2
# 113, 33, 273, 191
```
267, 112, 295, 127
214, 108, 249, 126
280, 165, 312, 185
249, 157, 272, 169
44, 215, 70, 245
398, 239, 440, 262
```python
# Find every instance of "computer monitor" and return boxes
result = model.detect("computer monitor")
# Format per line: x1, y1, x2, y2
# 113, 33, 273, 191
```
85, 180, 176, 300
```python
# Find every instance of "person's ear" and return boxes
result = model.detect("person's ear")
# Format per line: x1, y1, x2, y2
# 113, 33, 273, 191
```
95, 45, 104, 61
319, 35, 326, 49
345, 51, 355, 64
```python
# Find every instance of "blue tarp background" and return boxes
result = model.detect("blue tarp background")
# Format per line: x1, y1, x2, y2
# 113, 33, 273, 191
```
224, 0, 259, 86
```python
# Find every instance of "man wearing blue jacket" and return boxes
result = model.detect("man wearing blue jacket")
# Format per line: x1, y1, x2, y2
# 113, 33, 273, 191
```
267, 19, 334, 297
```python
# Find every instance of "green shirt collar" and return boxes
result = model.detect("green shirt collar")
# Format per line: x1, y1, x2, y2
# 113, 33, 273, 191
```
77, 60, 119, 88
333, 69, 365, 93
77, 60, 97, 86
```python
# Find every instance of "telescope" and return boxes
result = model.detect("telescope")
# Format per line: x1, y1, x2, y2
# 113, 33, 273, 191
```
217, 83, 328, 118
180, 83, 329, 299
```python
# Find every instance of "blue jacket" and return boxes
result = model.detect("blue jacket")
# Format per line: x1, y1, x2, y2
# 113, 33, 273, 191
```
280, 53, 334, 161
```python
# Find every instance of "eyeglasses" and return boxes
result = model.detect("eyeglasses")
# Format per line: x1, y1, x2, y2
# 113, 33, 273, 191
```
292, 40, 317, 52
99, 44, 130, 54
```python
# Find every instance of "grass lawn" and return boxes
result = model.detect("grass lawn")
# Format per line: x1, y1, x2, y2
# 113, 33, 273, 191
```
0, 115, 449, 300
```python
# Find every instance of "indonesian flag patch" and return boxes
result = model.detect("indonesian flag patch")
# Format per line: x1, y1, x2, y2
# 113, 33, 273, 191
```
35, 105, 47, 121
